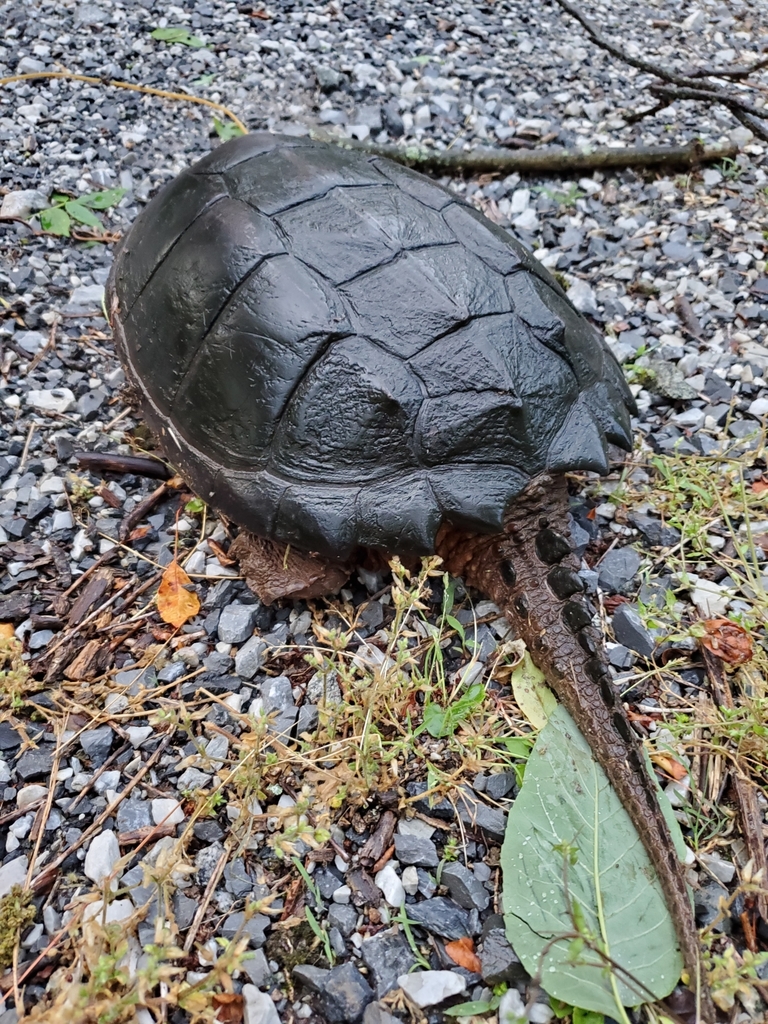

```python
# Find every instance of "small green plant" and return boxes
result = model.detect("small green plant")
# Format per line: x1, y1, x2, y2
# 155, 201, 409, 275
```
536, 183, 584, 207
445, 987, 507, 1018
150, 26, 206, 48
304, 906, 336, 965
213, 117, 246, 141
392, 905, 431, 969
418, 680, 486, 738
718, 157, 742, 181
706, 945, 768, 1014
38, 187, 126, 237
550, 1000, 605, 1024
184, 496, 205, 515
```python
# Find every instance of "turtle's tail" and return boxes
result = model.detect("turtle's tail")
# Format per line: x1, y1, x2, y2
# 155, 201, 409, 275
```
435, 474, 713, 1022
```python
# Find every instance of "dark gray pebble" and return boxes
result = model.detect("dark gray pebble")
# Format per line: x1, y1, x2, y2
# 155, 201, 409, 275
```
407, 896, 470, 940
80, 726, 114, 766
393, 833, 439, 868
611, 604, 655, 659
316, 962, 374, 1024
441, 862, 491, 911
597, 547, 642, 595
360, 929, 417, 997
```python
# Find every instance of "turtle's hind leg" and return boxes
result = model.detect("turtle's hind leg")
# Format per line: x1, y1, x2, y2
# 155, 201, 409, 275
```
230, 532, 351, 605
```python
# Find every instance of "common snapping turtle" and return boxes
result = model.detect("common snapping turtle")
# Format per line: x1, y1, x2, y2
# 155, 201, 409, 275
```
107, 133, 706, 1011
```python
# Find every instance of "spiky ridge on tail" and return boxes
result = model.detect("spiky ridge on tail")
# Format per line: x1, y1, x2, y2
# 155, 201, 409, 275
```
436, 474, 713, 1021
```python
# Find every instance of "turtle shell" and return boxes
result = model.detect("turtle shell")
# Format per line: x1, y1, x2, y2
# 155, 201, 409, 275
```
108, 133, 634, 559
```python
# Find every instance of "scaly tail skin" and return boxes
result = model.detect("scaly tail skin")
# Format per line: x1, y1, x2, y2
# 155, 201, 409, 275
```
436, 474, 714, 1022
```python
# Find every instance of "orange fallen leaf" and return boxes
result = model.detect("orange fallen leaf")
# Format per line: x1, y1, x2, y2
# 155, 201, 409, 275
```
650, 752, 688, 782
212, 993, 244, 1024
751, 478, 768, 495
0, 623, 15, 639
445, 936, 482, 973
700, 617, 753, 667
157, 559, 200, 628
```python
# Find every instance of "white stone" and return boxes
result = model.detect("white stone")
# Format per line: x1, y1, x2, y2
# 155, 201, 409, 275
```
397, 970, 466, 1008
17, 57, 47, 74
51, 510, 74, 532
681, 9, 705, 31
0, 189, 48, 220
332, 884, 351, 904
498, 988, 527, 1024
690, 579, 729, 618
10, 815, 33, 839
0, 856, 28, 897
242, 985, 280, 1024
39, 476, 65, 495
509, 188, 530, 214
748, 398, 768, 419
402, 865, 419, 895
83, 897, 134, 925
529, 1004, 554, 1024
94, 771, 121, 795
184, 549, 206, 575
414, 104, 431, 128
84, 829, 121, 889
72, 529, 94, 560
26, 388, 75, 414
671, 407, 705, 430
104, 692, 129, 714
68, 283, 104, 308
152, 798, 185, 826
17, 784, 48, 810
583, 100, 607, 122
375, 862, 405, 908
729, 125, 754, 148
566, 278, 597, 312
512, 207, 539, 231
594, 502, 615, 520
126, 726, 153, 748
699, 851, 736, 885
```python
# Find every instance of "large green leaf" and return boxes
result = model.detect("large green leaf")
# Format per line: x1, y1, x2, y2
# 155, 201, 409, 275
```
501, 705, 685, 1017
39, 207, 70, 236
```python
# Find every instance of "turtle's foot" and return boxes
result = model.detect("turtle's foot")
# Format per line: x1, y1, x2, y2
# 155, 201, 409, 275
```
229, 532, 350, 605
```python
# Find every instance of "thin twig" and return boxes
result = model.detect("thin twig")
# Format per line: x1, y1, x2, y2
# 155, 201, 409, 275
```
553, 0, 768, 142
65, 740, 132, 814
30, 734, 173, 893
0, 69, 247, 134
183, 845, 230, 953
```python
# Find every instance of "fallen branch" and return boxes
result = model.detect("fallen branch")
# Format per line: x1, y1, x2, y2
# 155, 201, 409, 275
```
312, 133, 736, 175
553, 0, 768, 143
75, 450, 172, 480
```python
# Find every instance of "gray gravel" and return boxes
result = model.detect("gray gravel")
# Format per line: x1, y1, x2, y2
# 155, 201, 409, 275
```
2, 0, 768, 1021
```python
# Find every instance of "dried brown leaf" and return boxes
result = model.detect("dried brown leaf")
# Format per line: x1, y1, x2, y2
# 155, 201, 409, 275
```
700, 618, 753, 666
212, 992, 244, 1023
157, 560, 200, 628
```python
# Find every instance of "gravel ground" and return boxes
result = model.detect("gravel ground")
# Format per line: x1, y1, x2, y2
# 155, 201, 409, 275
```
2, 1, 768, 1022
